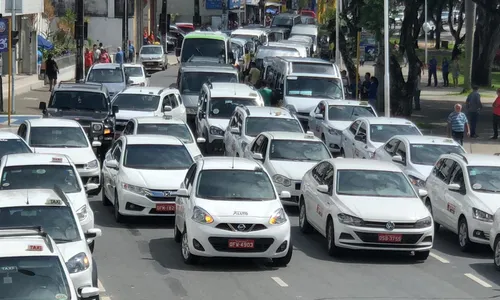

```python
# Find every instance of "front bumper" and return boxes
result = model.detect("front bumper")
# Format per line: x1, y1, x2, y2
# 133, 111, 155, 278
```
69, 265, 93, 290
186, 217, 291, 258
118, 189, 177, 216
324, 132, 342, 153
468, 216, 492, 245
141, 61, 166, 70
275, 181, 302, 206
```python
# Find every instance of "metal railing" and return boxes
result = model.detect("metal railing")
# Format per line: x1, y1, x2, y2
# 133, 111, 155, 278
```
55, 54, 76, 69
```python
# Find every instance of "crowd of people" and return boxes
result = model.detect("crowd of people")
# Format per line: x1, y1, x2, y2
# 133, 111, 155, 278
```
83, 42, 136, 74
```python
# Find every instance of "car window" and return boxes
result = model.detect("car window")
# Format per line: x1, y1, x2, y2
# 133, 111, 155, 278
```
112, 143, 122, 162
113, 94, 160, 112
124, 67, 144, 77
245, 117, 303, 137
269, 140, 331, 162
337, 170, 416, 197
370, 124, 421, 143
251, 135, 264, 152
1, 165, 81, 193
50, 91, 108, 112
124, 121, 134, 134
180, 72, 237, 94
184, 163, 197, 187
312, 161, 329, 184
384, 139, 400, 155
323, 164, 334, 193
87, 68, 124, 83
124, 144, 193, 169
450, 166, 465, 188
395, 141, 407, 163
349, 120, 360, 135
357, 122, 367, 136
467, 166, 500, 193
410, 144, 464, 165
137, 123, 193, 143
208, 97, 258, 119
30, 127, 88, 148
0, 139, 31, 158
328, 105, 376, 121
436, 158, 456, 182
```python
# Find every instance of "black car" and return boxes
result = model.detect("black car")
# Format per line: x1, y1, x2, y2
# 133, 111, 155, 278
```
39, 82, 119, 161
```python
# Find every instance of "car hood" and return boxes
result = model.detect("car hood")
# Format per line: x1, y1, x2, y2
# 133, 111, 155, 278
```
338, 195, 429, 221
208, 118, 230, 130
56, 241, 89, 262
270, 160, 316, 181
474, 193, 500, 215
409, 165, 434, 180
123, 168, 188, 190
128, 77, 146, 85
140, 54, 164, 60
32, 147, 96, 165
182, 94, 198, 108
46, 110, 108, 122
115, 110, 157, 120
195, 197, 282, 218
285, 96, 330, 113
326, 120, 353, 131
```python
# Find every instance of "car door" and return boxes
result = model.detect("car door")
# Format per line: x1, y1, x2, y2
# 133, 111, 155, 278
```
123, 121, 135, 135
309, 102, 324, 137
315, 163, 334, 235
443, 164, 466, 231
353, 121, 368, 158
431, 158, 457, 229
106, 140, 123, 203
196, 92, 208, 138
377, 138, 400, 162
225, 113, 239, 156
176, 163, 197, 231
304, 161, 329, 229
393, 140, 408, 171
342, 120, 361, 158
102, 140, 121, 200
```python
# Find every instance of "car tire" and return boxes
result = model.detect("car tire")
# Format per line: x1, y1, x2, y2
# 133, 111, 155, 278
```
425, 198, 440, 231
114, 191, 124, 223
272, 240, 293, 267
101, 187, 111, 206
326, 218, 342, 257
458, 217, 474, 252
299, 198, 313, 234
181, 228, 199, 265
494, 236, 500, 271
174, 224, 182, 243
413, 250, 430, 261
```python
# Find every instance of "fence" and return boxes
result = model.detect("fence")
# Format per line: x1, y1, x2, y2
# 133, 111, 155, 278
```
55, 54, 76, 69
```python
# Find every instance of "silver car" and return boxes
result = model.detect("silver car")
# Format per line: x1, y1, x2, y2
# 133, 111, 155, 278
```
138, 45, 167, 71
86, 63, 127, 98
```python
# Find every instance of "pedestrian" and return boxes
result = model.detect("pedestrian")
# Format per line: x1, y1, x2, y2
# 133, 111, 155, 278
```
442, 58, 449, 87
45, 54, 59, 92
143, 29, 148, 45
447, 104, 470, 146
414, 63, 422, 111
368, 76, 378, 109
427, 56, 437, 87
99, 49, 111, 63
84, 48, 93, 75
247, 62, 261, 86
37, 48, 42, 76
361, 72, 371, 100
115, 47, 124, 64
258, 80, 273, 106
491, 88, 500, 139
465, 86, 482, 138
128, 40, 135, 63
148, 31, 155, 44
92, 44, 100, 63
451, 56, 460, 87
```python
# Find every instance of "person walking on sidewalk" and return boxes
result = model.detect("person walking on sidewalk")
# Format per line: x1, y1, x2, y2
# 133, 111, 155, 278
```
128, 41, 135, 63
45, 54, 59, 92
491, 88, 500, 139
115, 47, 124, 64
442, 58, 449, 87
465, 86, 482, 138
92, 44, 100, 64
447, 104, 470, 146
84, 48, 93, 75
451, 56, 460, 87
427, 56, 437, 87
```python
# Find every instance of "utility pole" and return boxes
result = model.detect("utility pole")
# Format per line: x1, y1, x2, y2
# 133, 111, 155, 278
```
74, 0, 84, 81
463, 0, 476, 90
383, 0, 390, 117
122, 0, 129, 57
335, 0, 340, 65
11, 0, 16, 113
159, 0, 167, 49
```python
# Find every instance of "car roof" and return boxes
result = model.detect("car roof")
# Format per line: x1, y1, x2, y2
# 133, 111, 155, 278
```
119, 86, 177, 95
447, 153, 500, 167
361, 117, 416, 126
54, 82, 106, 92
3, 153, 72, 167
232, 28, 266, 35
0, 229, 57, 257
242, 106, 295, 118
324, 99, 372, 107
124, 134, 184, 146
122, 64, 143, 68
331, 158, 403, 172
0, 189, 68, 209
27, 118, 81, 127
133, 116, 185, 125
208, 83, 259, 98
181, 62, 237, 72
0, 131, 22, 139
200, 157, 262, 171
396, 135, 460, 146
91, 63, 123, 69
265, 131, 322, 141
141, 44, 162, 48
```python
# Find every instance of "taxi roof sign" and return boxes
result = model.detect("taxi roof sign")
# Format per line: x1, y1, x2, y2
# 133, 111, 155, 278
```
359, 101, 368, 106
27, 245, 43, 251
46, 199, 63, 205
51, 157, 63, 163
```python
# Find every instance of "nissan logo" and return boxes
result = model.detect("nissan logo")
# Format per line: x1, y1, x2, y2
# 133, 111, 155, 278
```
237, 224, 246, 231
385, 221, 395, 231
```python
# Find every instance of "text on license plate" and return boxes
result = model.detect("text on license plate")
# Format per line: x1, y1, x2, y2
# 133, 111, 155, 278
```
156, 203, 176, 212
378, 234, 402, 243
228, 239, 255, 249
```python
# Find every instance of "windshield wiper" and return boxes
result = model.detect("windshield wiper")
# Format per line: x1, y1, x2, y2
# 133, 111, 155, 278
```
474, 188, 500, 193
52, 238, 74, 243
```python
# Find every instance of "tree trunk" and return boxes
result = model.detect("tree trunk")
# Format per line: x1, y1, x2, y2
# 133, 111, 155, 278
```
471, 6, 500, 86
448, 0, 465, 59
339, 30, 357, 95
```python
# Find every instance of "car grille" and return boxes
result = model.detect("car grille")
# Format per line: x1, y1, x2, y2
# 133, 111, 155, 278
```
354, 232, 423, 244
145, 190, 177, 202
362, 221, 417, 229
295, 182, 301, 190
215, 223, 267, 232
208, 237, 274, 252
74, 164, 85, 169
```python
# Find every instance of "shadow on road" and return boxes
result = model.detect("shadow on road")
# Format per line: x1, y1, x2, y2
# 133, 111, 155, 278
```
432, 227, 492, 259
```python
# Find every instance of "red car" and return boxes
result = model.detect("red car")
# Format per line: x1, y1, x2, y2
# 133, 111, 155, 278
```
299, 9, 316, 18
176, 23, 195, 33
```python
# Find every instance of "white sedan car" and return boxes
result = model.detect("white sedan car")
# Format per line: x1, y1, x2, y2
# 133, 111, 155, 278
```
124, 63, 151, 86
340, 117, 422, 159
174, 157, 293, 266
101, 135, 196, 222
299, 158, 433, 259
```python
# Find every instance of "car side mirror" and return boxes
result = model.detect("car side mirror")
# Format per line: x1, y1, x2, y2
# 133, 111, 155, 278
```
315, 113, 323, 119
196, 137, 206, 143
354, 134, 366, 143
112, 105, 119, 114
39, 101, 47, 110
84, 228, 102, 239
280, 191, 291, 198
85, 183, 99, 193
252, 153, 264, 161
175, 48, 181, 57
448, 183, 461, 191
316, 184, 329, 194
418, 189, 428, 197
91, 141, 102, 148
105, 160, 119, 169
230, 127, 240, 134
80, 287, 100, 299
176, 188, 189, 198
163, 105, 173, 112
146, 73, 151, 78
392, 155, 404, 164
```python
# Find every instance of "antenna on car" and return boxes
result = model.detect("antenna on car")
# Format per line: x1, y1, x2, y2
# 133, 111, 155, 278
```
232, 154, 235, 169
26, 190, 29, 205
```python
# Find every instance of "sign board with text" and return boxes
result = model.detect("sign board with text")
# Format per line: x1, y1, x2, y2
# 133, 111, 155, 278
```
0, 19, 9, 53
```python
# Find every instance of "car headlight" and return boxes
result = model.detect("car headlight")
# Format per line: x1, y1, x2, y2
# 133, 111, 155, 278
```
269, 208, 287, 225
415, 216, 432, 228
76, 205, 88, 221
337, 213, 364, 226
209, 126, 224, 136
85, 159, 99, 169
122, 183, 150, 196
272, 174, 291, 187
408, 175, 426, 187
192, 206, 214, 224
327, 128, 341, 135
473, 208, 493, 222
92, 123, 103, 131
66, 252, 90, 273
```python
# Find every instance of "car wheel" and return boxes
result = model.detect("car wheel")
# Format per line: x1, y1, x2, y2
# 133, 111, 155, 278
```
414, 250, 430, 261
114, 191, 124, 223
458, 217, 473, 252
326, 218, 342, 257
181, 228, 199, 264
174, 223, 182, 243
272, 240, 293, 267
299, 198, 313, 233
494, 236, 500, 271
425, 199, 440, 231
101, 186, 111, 206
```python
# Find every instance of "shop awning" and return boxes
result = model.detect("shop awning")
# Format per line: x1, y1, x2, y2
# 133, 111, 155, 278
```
38, 35, 54, 50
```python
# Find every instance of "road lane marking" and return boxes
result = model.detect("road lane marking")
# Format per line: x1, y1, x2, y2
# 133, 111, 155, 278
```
98, 279, 106, 292
464, 273, 492, 288
271, 277, 289, 287
23, 97, 39, 101
429, 252, 450, 263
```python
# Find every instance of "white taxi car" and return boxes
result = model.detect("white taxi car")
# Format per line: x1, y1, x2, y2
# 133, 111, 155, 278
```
196, 82, 264, 154
244, 131, 332, 206
340, 117, 422, 159
426, 153, 500, 251
0, 188, 102, 291
0, 131, 32, 158
224, 106, 304, 157
102, 135, 196, 222
121, 115, 205, 158
0, 227, 99, 300
174, 157, 293, 266
490, 208, 500, 270
308, 100, 377, 153
299, 159, 432, 259
374, 136, 465, 189
124, 63, 151, 86
17, 118, 101, 195
0, 153, 96, 248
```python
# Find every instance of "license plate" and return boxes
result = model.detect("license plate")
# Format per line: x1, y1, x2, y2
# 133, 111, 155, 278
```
156, 203, 176, 212
378, 233, 402, 243
228, 239, 255, 249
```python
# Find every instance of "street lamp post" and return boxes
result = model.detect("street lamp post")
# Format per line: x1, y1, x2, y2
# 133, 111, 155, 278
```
424, 0, 428, 66
335, 0, 341, 68
383, 0, 390, 117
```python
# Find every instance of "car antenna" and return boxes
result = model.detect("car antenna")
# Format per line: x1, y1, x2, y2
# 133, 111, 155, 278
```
26, 190, 29, 205
232, 153, 235, 169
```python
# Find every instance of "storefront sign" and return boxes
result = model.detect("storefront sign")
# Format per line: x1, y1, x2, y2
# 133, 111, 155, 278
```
206, 0, 222, 9
228, 0, 241, 9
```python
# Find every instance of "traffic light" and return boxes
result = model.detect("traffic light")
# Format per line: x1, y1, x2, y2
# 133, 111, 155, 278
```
11, 31, 18, 46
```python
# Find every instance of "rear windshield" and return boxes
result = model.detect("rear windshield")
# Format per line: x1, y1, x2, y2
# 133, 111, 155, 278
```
0, 139, 31, 158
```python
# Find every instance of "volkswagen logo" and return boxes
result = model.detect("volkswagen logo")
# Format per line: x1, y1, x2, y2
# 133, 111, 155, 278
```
237, 224, 246, 231
385, 221, 395, 231
164, 191, 172, 197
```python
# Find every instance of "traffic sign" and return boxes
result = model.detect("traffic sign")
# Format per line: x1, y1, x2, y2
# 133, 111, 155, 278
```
0, 18, 8, 53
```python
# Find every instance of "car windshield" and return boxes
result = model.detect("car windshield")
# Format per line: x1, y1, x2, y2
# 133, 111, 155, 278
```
136, 124, 193, 143
87, 68, 124, 83
468, 166, 500, 193
410, 143, 464, 165
50, 91, 108, 112
370, 124, 421, 143
272, 17, 293, 26
124, 67, 144, 77
0, 139, 31, 158
140, 46, 163, 55
124, 144, 193, 169
337, 170, 416, 197
112, 94, 160, 112
196, 170, 275, 200
29, 127, 88, 148
181, 39, 226, 63
245, 117, 303, 137
328, 105, 376, 120
0, 206, 81, 243
180, 72, 237, 94
209, 98, 258, 119
0, 256, 72, 300
290, 33, 316, 43
0, 165, 81, 193
286, 77, 343, 99
270, 140, 331, 161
